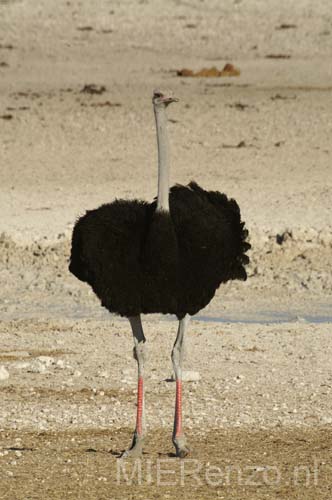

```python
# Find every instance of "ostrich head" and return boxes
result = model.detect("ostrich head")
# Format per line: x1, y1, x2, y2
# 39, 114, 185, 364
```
152, 89, 179, 108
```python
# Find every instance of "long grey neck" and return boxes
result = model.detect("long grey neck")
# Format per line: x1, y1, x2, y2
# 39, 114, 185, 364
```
154, 105, 170, 212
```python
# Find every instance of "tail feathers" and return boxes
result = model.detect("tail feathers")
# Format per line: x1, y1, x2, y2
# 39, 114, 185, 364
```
233, 219, 251, 281
188, 181, 241, 217
175, 181, 251, 282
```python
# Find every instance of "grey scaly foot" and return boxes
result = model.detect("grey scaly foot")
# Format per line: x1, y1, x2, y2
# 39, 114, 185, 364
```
120, 433, 144, 458
173, 435, 190, 458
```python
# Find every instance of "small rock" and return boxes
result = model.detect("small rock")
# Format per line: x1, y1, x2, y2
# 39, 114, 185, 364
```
15, 362, 30, 370
73, 370, 82, 378
183, 371, 200, 382
37, 356, 55, 367
170, 371, 200, 382
80, 84, 106, 95
56, 360, 65, 369
276, 230, 292, 245
255, 466, 267, 472
121, 368, 133, 376
120, 379, 131, 384
28, 361, 47, 374
0, 366, 9, 381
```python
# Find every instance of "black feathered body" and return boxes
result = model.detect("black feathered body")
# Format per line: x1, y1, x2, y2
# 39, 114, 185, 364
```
69, 182, 250, 319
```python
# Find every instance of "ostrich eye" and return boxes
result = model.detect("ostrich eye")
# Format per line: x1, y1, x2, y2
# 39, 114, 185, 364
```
154, 92, 163, 98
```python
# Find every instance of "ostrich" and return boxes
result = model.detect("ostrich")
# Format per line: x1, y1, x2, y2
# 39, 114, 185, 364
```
69, 89, 250, 458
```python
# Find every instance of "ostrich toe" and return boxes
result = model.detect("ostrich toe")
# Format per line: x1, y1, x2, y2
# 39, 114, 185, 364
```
173, 435, 190, 458
120, 434, 144, 458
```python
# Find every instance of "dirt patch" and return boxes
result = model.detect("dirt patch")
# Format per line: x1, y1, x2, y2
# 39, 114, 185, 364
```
177, 64, 240, 77
0, 427, 330, 499
0, 349, 72, 362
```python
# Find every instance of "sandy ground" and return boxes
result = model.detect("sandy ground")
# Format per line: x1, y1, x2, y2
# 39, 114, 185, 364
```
1, 0, 332, 498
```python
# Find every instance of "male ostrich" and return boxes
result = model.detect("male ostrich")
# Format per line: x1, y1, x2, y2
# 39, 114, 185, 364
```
69, 89, 250, 458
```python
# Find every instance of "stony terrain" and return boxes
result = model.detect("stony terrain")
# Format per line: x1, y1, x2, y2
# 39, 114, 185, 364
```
0, 0, 332, 498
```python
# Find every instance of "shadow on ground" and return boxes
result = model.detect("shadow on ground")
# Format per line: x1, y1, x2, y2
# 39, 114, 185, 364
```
0, 426, 331, 499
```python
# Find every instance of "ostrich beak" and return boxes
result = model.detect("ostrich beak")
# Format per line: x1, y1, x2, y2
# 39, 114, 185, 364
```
163, 96, 179, 105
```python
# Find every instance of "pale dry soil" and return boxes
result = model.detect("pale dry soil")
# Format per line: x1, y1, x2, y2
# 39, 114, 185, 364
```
1, 0, 332, 499
1, 318, 332, 499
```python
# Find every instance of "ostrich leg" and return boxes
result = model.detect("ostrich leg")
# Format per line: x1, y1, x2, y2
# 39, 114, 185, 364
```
121, 315, 146, 458
172, 315, 190, 457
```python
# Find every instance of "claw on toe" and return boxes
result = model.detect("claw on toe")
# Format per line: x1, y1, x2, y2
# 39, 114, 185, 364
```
120, 433, 144, 459
176, 445, 190, 458
173, 435, 190, 458
120, 446, 143, 459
